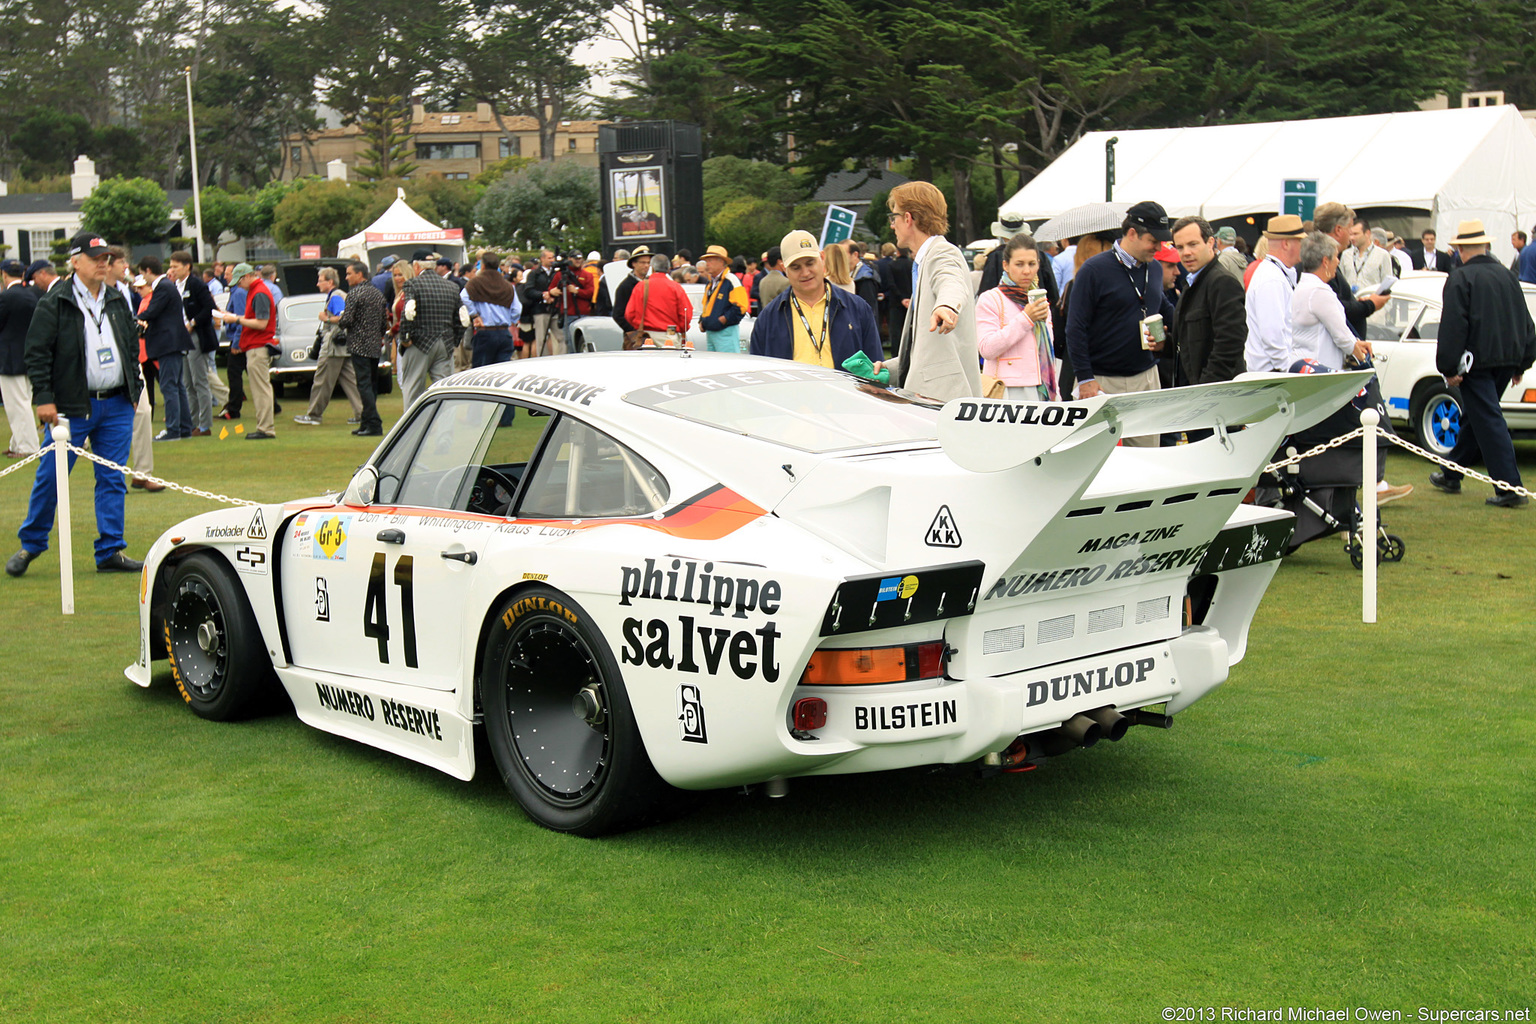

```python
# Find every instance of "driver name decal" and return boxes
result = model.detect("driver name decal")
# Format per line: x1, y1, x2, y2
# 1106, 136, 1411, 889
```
621, 616, 783, 683
619, 557, 782, 618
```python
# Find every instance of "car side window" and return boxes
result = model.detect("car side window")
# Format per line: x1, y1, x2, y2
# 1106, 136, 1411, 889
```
393, 398, 502, 509
1367, 297, 1423, 341
374, 403, 436, 505
517, 416, 669, 519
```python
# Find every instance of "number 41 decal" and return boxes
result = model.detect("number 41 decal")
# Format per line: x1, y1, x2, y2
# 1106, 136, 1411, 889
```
364, 554, 418, 667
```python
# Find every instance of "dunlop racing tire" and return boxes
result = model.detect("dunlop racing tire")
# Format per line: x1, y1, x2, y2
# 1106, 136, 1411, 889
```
481, 586, 667, 836
165, 553, 277, 721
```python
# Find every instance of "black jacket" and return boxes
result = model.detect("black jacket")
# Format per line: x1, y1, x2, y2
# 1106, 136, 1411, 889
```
1437, 253, 1536, 375
612, 274, 641, 332
1173, 263, 1247, 385
140, 278, 195, 360
183, 273, 221, 353
523, 264, 554, 315
25, 274, 143, 416
1, 282, 40, 376
1326, 270, 1376, 340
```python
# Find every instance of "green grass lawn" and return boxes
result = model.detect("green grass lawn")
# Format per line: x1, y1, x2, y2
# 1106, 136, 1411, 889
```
2, 388, 1532, 1023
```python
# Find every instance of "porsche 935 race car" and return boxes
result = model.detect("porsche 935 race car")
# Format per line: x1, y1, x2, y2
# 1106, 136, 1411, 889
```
125, 352, 1369, 835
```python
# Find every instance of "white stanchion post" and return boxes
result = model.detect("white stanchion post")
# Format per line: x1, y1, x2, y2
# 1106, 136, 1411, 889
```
53, 416, 74, 615
1360, 408, 1378, 624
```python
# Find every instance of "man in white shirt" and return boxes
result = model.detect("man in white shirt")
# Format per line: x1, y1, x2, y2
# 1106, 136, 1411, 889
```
1387, 234, 1413, 277
1244, 214, 1305, 372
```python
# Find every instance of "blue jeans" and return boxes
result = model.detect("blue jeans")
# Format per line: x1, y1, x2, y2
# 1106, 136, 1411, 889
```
158, 352, 193, 438
18, 394, 135, 562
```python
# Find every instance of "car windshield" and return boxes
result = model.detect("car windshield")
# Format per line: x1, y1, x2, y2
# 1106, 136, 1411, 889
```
625, 367, 940, 453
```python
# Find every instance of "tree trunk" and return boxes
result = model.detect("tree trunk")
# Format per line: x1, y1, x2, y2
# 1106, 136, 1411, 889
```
951, 160, 973, 243
991, 143, 1005, 210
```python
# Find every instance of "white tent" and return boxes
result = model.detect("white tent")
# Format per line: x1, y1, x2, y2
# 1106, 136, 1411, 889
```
1001, 105, 1536, 263
337, 188, 466, 266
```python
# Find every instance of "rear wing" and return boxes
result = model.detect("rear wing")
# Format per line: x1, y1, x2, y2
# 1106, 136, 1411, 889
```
937, 372, 1373, 473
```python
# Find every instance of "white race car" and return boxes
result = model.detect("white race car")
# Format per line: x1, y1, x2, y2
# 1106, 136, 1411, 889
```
126, 353, 1366, 835
1364, 270, 1536, 455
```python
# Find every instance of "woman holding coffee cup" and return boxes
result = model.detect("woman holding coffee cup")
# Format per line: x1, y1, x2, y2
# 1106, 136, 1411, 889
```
975, 234, 1060, 401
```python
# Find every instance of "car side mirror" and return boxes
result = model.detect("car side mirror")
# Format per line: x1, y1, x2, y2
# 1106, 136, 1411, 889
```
343, 466, 378, 507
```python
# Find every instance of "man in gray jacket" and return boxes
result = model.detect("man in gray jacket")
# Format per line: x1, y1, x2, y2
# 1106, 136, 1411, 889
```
877, 181, 981, 402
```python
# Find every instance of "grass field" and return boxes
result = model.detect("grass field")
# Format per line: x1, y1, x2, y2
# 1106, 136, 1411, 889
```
1, 388, 1532, 1023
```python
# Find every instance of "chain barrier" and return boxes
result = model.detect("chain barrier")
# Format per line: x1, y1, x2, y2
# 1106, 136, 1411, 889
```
1263, 427, 1366, 473
1379, 432, 1534, 500
1261, 424, 1532, 500
0, 444, 52, 481
57, 441, 261, 506
4, 439, 258, 507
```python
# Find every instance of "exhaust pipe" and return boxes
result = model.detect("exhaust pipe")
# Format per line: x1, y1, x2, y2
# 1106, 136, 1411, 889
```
1060, 714, 1102, 748
1086, 706, 1130, 742
1126, 708, 1174, 730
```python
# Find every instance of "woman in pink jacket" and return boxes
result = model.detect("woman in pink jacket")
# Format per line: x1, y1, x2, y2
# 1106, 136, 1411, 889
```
975, 235, 1059, 400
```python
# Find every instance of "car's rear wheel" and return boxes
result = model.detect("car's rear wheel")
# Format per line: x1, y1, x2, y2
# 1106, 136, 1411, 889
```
165, 553, 277, 721
1410, 382, 1463, 457
481, 586, 666, 836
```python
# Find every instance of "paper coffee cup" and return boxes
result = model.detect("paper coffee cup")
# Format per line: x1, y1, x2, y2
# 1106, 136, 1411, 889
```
1143, 314, 1165, 349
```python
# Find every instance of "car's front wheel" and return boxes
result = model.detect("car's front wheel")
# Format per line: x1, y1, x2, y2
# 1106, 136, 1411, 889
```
480, 586, 667, 836
165, 553, 278, 720
1411, 381, 1463, 457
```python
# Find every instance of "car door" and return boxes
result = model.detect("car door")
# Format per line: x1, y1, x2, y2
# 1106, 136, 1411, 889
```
1366, 294, 1430, 420
282, 395, 552, 691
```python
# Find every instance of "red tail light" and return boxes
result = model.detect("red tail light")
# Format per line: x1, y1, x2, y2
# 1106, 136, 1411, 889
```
793, 698, 828, 731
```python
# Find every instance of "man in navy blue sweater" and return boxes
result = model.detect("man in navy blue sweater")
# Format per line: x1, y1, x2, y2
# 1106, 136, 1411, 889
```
1065, 201, 1176, 445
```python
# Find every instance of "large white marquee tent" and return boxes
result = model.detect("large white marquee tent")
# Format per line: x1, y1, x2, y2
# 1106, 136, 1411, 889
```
1000, 105, 1536, 263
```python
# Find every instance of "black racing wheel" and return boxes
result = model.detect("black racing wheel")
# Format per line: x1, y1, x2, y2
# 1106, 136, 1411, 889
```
165, 553, 278, 720
480, 585, 668, 835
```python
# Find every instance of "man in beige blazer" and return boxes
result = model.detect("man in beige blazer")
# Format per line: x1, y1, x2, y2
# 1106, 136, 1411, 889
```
876, 181, 981, 402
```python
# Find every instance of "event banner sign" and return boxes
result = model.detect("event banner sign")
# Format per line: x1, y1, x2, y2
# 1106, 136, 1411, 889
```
610, 166, 667, 240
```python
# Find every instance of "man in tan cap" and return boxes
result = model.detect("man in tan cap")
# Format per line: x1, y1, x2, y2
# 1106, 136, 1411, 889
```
697, 244, 749, 352
749, 230, 882, 368
1244, 214, 1305, 372
1430, 219, 1534, 507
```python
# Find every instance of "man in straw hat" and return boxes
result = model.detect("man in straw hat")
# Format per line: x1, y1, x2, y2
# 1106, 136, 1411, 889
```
1429, 219, 1534, 507
697, 244, 749, 352
1244, 213, 1306, 372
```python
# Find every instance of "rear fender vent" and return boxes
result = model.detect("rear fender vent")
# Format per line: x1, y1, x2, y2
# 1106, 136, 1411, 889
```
1038, 614, 1075, 643
1136, 596, 1171, 624
1088, 606, 1124, 633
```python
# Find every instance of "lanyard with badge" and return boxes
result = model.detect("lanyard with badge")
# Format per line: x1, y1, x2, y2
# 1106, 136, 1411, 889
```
74, 277, 119, 374
789, 286, 829, 358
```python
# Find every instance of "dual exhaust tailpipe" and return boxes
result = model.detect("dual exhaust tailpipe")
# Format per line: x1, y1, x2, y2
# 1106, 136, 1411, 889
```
992, 705, 1172, 769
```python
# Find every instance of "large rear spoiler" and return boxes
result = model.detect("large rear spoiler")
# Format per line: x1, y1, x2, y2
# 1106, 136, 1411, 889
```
937, 372, 1373, 473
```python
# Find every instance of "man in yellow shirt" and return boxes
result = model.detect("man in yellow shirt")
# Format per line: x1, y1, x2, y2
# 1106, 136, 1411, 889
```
750, 230, 882, 368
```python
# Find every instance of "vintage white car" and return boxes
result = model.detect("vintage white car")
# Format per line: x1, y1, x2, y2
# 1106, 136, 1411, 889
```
1364, 270, 1536, 455
125, 354, 1366, 835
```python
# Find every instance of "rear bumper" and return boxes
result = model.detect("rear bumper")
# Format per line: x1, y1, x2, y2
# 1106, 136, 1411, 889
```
786, 628, 1227, 778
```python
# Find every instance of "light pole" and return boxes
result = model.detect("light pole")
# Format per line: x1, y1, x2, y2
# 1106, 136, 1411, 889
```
184, 66, 205, 261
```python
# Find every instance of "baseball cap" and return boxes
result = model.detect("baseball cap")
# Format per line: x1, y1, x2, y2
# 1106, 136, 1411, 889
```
26, 259, 53, 281
68, 232, 110, 258
1153, 242, 1180, 264
586, 250, 601, 261
1125, 201, 1173, 242
0, 259, 25, 277
1215, 226, 1237, 244
229, 262, 256, 280
435, 256, 454, 267
779, 230, 820, 266
379, 255, 399, 269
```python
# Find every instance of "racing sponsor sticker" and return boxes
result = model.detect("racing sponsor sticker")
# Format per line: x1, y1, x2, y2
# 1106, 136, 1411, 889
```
925, 505, 962, 547
677, 684, 707, 743
877, 575, 919, 601
234, 545, 268, 575
313, 514, 352, 561
315, 578, 330, 621
835, 689, 967, 744
247, 508, 267, 540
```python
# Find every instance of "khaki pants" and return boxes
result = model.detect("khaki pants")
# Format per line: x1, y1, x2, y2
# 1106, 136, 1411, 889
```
2, 373, 39, 455
533, 313, 555, 356
1095, 365, 1160, 448
130, 387, 153, 475
246, 345, 275, 435
306, 346, 362, 420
